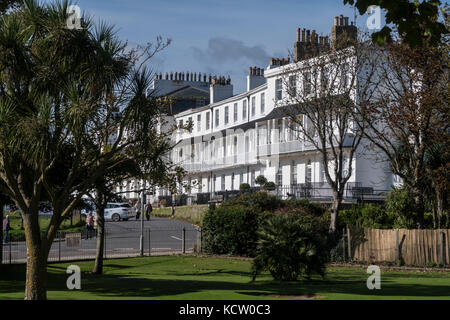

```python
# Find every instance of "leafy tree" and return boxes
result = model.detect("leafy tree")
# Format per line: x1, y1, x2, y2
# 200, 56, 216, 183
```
281, 32, 378, 233
354, 37, 449, 228
344, 0, 448, 47
0, 0, 171, 299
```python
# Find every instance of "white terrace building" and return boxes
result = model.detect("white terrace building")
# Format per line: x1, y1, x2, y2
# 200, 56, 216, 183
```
132, 15, 399, 204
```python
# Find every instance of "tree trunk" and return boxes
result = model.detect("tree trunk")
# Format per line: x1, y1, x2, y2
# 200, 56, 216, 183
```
0, 203, 3, 265
23, 212, 49, 300
413, 190, 425, 229
92, 206, 105, 274
329, 190, 343, 233
435, 187, 444, 229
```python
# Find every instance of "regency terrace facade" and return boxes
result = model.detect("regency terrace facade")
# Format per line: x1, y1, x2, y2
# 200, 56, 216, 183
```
126, 15, 400, 204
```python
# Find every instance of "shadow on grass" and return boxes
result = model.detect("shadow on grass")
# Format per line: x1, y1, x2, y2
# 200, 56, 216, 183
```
1, 262, 449, 299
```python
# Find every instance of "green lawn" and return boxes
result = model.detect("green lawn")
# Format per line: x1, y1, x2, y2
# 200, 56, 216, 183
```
5, 211, 85, 241
153, 205, 209, 226
1, 255, 449, 300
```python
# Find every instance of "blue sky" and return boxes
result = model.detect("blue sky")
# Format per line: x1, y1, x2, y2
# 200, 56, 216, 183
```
51, 0, 383, 93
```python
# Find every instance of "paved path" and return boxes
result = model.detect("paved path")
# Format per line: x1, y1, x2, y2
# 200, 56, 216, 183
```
2, 217, 199, 264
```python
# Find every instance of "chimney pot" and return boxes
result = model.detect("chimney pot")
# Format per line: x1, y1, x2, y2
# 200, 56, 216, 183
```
297, 28, 301, 42
339, 15, 344, 26
306, 30, 311, 42
334, 16, 339, 26
344, 17, 349, 26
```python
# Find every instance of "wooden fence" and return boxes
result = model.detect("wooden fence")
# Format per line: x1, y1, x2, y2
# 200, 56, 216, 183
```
349, 228, 449, 266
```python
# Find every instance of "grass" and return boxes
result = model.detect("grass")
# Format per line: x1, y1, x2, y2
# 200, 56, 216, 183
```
152, 205, 209, 226
1, 255, 449, 300
6, 211, 85, 241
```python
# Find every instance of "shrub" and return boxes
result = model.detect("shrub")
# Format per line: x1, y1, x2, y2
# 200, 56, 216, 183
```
385, 188, 417, 229
263, 181, 276, 191
159, 199, 167, 207
340, 204, 394, 229
239, 183, 251, 192
202, 204, 264, 256
251, 214, 329, 281
227, 191, 282, 213
255, 175, 267, 186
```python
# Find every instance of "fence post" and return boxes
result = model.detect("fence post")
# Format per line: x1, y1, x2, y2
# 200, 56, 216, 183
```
347, 226, 351, 261
197, 228, 202, 254
342, 228, 346, 262
440, 232, 446, 266
182, 227, 186, 254
395, 229, 399, 262
58, 232, 61, 262
9, 233, 12, 264
148, 229, 151, 256
103, 227, 106, 260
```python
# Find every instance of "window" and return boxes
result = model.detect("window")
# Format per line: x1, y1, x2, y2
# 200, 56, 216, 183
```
242, 100, 247, 119
341, 64, 349, 89
260, 93, 265, 114
197, 114, 201, 132
233, 103, 238, 122
303, 72, 311, 95
278, 119, 283, 142
239, 172, 243, 185
178, 119, 183, 128
321, 164, 327, 184
206, 112, 210, 130
198, 176, 202, 193
188, 117, 193, 132
288, 75, 296, 97
251, 97, 256, 117
231, 173, 235, 190
196, 98, 206, 107
215, 109, 219, 127
221, 174, 225, 191
275, 79, 282, 100
306, 160, 312, 184
225, 106, 229, 125
292, 161, 297, 185
277, 166, 283, 186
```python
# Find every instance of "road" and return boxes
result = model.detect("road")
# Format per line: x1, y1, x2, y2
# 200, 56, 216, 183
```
2, 217, 200, 264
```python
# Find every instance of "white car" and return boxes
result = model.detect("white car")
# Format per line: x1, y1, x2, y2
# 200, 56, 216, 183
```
105, 203, 135, 222
81, 202, 135, 222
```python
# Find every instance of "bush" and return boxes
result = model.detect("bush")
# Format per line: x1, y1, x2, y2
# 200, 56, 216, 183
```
263, 181, 276, 191
159, 199, 167, 207
202, 204, 264, 256
255, 175, 267, 186
340, 204, 394, 229
385, 188, 417, 229
251, 214, 329, 281
227, 191, 282, 213
239, 183, 250, 192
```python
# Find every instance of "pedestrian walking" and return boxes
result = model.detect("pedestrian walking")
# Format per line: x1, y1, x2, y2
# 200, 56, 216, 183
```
145, 202, 152, 221
86, 211, 94, 239
135, 201, 141, 220
3, 215, 10, 244
93, 212, 98, 237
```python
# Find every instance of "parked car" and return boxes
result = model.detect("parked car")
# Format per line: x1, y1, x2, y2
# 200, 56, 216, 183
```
105, 202, 135, 222
81, 202, 135, 222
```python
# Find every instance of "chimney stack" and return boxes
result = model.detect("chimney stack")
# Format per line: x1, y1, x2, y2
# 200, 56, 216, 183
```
331, 14, 357, 50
